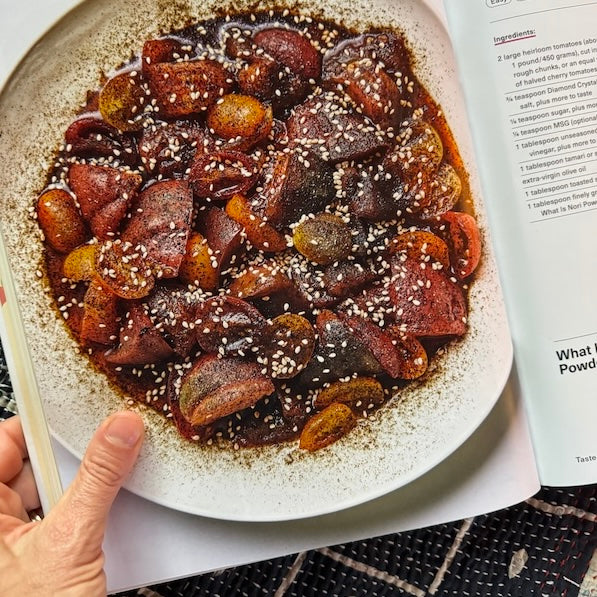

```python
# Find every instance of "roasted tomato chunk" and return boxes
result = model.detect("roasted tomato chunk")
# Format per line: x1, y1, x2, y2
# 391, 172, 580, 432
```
99, 70, 146, 131
254, 28, 322, 80
299, 403, 357, 452
263, 314, 315, 379
313, 377, 384, 412
177, 355, 274, 426
207, 94, 273, 151
145, 59, 233, 119
436, 211, 482, 279
178, 232, 219, 290
198, 206, 244, 276
196, 296, 266, 356
37, 189, 88, 254
122, 179, 193, 278
105, 302, 175, 365
225, 193, 287, 253
79, 277, 120, 345
65, 116, 137, 165
189, 150, 259, 200
95, 239, 155, 300
144, 285, 199, 357
389, 256, 467, 337
68, 163, 142, 241
293, 213, 352, 265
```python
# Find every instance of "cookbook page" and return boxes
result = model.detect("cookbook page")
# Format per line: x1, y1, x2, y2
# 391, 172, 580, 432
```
0, 0, 543, 590
444, 0, 597, 485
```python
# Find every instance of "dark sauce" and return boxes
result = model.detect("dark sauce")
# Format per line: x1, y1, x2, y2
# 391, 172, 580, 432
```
39, 10, 480, 450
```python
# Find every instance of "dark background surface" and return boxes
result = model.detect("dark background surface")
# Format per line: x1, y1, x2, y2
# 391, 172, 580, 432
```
1, 344, 595, 597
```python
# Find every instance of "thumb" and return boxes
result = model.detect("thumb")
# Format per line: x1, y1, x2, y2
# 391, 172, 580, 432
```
45, 411, 144, 548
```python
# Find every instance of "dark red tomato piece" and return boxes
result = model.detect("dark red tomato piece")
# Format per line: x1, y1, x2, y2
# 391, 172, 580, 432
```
144, 284, 200, 357
228, 262, 309, 317
198, 206, 243, 275
326, 59, 402, 128
296, 310, 382, 389
253, 27, 322, 80
142, 37, 186, 75
340, 313, 405, 378
322, 31, 409, 78
255, 150, 334, 227
323, 261, 378, 298
340, 164, 404, 222
389, 255, 467, 337
138, 120, 213, 177
188, 150, 259, 200
385, 327, 428, 380
436, 211, 482, 279
122, 179, 193, 278
68, 163, 142, 240
145, 59, 233, 119
287, 95, 388, 164
104, 302, 174, 365
95, 239, 155, 300
177, 354, 274, 426
237, 57, 278, 102
195, 296, 266, 357
65, 116, 137, 165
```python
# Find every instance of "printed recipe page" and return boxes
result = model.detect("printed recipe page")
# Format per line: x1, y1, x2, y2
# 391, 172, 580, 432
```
444, 0, 597, 485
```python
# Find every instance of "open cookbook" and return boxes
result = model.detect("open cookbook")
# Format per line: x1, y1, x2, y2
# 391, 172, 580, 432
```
0, 0, 595, 592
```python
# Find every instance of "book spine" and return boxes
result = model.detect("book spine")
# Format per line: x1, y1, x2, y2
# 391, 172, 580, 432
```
0, 231, 63, 513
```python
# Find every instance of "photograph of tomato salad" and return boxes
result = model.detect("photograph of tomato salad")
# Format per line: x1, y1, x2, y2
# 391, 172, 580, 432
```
35, 11, 481, 452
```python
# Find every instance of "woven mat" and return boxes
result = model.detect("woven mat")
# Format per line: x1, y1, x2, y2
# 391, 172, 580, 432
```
0, 342, 595, 596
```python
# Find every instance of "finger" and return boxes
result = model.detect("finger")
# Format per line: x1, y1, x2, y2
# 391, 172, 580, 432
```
44, 411, 144, 549
0, 513, 29, 537
0, 416, 27, 458
0, 417, 26, 483
0, 483, 28, 522
8, 461, 40, 513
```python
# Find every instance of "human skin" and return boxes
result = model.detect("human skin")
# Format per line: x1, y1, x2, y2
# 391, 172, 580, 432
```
0, 412, 144, 596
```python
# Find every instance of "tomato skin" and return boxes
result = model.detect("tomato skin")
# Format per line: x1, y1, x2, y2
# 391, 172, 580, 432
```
37, 189, 88, 254
299, 403, 357, 452
438, 211, 482, 279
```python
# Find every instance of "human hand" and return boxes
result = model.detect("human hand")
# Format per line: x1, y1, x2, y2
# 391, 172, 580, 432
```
0, 411, 144, 596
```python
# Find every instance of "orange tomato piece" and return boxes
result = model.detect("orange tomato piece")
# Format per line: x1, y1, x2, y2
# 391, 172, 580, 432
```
178, 232, 219, 290
438, 211, 482, 279
99, 71, 146, 131
389, 230, 450, 269
95, 239, 155, 299
299, 403, 357, 452
225, 193, 287, 252
207, 94, 273, 150
79, 277, 120, 345
313, 377, 384, 411
62, 244, 98, 282
37, 189, 87, 254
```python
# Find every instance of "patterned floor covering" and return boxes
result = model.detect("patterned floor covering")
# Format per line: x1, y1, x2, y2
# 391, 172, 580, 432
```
0, 343, 595, 596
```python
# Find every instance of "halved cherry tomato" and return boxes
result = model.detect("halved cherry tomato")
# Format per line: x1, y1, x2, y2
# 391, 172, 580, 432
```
389, 230, 450, 270
36, 189, 87, 254
437, 211, 482, 279
225, 193, 287, 252
299, 403, 357, 451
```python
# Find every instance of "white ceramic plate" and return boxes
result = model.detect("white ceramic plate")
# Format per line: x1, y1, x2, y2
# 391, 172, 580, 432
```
0, 0, 513, 521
